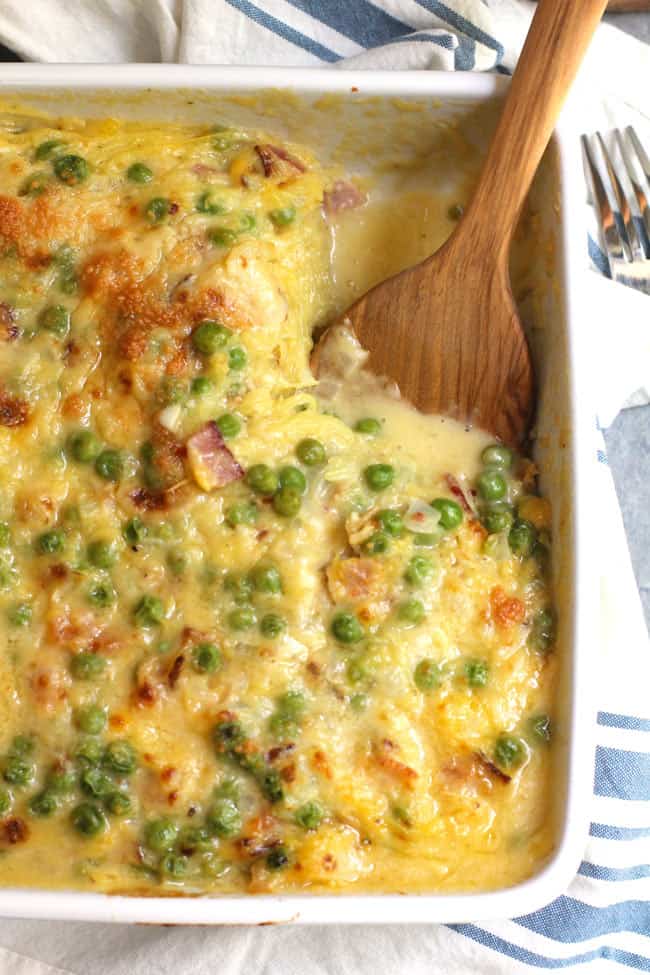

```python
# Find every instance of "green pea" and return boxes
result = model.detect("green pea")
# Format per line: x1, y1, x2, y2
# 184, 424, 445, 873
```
123, 517, 148, 546
87, 581, 116, 608
71, 801, 107, 837
528, 608, 556, 654
266, 846, 289, 870
0, 789, 11, 815
296, 438, 326, 467
465, 658, 489, 688
224, 571, 254, 605
192, 320, 231, 355
482, 503, 514, 535
354, 417, 382, 436
529, 713, 552, 744
481, 444, 513, 470
10, 736, 34, 757
0, 523, 10, 547
228, 346, 247, 371
213, 718, 246, 752
350, 692, 368, 712
404, 554, 433, 587
104, 790, 132, 816
37, 529, 64, 555
494, 734, 526, 770
331, 611, 364, 644
76, 705, 107, 735
160, 853, 189, 879
431, 497, 463, 530
68, 430, 101, 463
278, 465, 306, 494
3, 756, 33, 787
376, 509, 403, 537
397, 598, 425, 625
269, 205, 296, 227
414, 658, 441, 692
346, 657, 368, 685
166, 549, 187, 578
192, 642, 222, 673
260, 613, 286, 639
40, 304, 70, 338
177, 825, 212, 853
75, 737, 104, 767
80, 766, 114, 799
295, 801, 323, 831
239, 212, 256, 232
477, 470, 507, 502
35, 139, 66, 161
272, 690, 305, 730
226, 502, 258, 528
7, 602, 31, 627
45, 763, 75, 795
87, 539, 116, 569
247, 464, 279, 497
362, 531, 390, 556
94, 449, 123, 482
127, 162, 153, 183
214, 778, 239, 802
29, 790, 59, 817
259, 768, 284, 803
210, 227, 238, 247
509, 519, 537, 557
145, 197, 171, 223
70, 652, 106, 681
216, 413, 241, 439
191, 375, 214, 397
20, 171, 49, 197
206, 797, 241, 838
273, 486, 302, 518
53, 154, 88, 185
103, 740, 137, 776
227, 607, 256, 631
196, 191, 226, 215
250, 563, 282, 594
145, 817, 179, 853
364, 463, 394, 492
134, 594, 165, 627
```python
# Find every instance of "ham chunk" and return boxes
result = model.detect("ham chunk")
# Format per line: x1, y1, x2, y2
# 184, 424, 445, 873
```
323, 180, 366, 216
254, 144, 306, 178
186, 421, 243, 492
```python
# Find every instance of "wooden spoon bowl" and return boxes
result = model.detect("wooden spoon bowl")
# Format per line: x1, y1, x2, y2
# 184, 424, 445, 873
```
314, 0, 608, 445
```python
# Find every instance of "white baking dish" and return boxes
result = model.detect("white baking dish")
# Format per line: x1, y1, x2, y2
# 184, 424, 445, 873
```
0, 64, 595, 925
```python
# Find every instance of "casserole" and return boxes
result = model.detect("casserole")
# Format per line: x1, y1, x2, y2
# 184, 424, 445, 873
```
0, 64, 594, 924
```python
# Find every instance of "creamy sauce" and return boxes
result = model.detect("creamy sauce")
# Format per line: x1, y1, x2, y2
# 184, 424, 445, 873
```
0, 107, 556, 897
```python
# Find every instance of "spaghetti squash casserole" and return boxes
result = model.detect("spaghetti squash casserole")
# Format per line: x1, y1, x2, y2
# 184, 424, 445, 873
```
0, 110, 557, 896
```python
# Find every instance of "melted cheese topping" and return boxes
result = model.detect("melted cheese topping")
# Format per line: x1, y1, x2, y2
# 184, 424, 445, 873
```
0, 109, 556, 896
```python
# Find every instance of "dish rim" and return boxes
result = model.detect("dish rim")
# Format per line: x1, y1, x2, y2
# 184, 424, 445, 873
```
0, 63, 595, 925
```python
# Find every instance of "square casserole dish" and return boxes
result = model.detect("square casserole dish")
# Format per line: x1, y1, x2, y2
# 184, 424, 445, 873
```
0, 64, 595, 925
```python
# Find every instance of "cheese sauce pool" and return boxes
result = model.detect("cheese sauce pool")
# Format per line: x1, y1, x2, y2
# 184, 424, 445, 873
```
0, 109, 557, 896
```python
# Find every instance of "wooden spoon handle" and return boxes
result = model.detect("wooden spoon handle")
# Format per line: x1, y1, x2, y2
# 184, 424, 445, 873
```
459, 0, 608, 259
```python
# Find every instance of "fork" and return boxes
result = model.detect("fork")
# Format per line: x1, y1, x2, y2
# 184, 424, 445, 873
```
582, 125, 650, 294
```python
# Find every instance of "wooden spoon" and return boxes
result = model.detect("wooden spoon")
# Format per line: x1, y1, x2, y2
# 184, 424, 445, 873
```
314, 0, 608, 445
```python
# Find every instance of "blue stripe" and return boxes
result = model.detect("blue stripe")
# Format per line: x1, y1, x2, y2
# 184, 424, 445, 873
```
414, 0, 504, 62
516, 894, 650, 942
224, 0, 340, 61
454, 35, 475, 70
596, 448, 609, 465
591, 822, 650, 840
579, 860, 650, 882
595, 746, 650, 801
386, 32, 456, 51
588, 233, 611, 277
283, 0, 411, 47
450, 922, 650, 970
599, 711, 650, 732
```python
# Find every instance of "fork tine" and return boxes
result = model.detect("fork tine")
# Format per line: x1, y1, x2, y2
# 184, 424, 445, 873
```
581, 134, 627, 266
621, 125, 650, 243
596, 132, 644, 262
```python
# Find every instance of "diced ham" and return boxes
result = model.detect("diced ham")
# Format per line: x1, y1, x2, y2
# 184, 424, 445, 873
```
0, 388, 29, 427
186, 421, 243, 492
323, 180, 366, 217
254, 144, 306, 178
373, 739, 418, 789
0, 303, 18, 341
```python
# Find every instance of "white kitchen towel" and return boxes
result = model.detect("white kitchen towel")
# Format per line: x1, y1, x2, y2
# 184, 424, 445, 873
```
0, 2, 648, 974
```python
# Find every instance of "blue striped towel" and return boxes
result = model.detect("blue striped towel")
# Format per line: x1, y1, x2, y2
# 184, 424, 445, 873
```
0, 2, 649, 974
